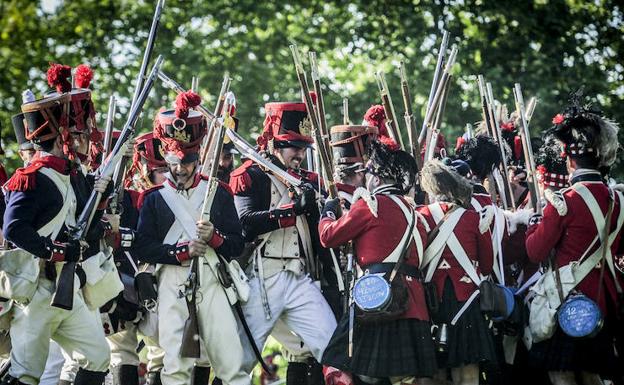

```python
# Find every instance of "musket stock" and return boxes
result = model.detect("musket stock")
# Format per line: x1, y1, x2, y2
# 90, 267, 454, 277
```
399, 61, 422, 168
375, 71, 404, 149
309, 52, 333, 166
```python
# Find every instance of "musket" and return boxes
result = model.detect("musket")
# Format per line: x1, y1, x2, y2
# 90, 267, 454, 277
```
476, 75, 499, 203
346, 251, 355, 357
226, 127, 305, 189
418, 30, 450, 147
102, 95, 116, 161
466, 123, 473, 139
191, 76, 199, 92
425, 69, 453, 162
343, 97, 349, 125
399, 61, 422, 168
486, 82, 515, 210
375, 71, 404, 149
513, 84, 542, 215
525, 96, 537, 123
422, 45, 458, 158
51, 56, 164, 311
200, 75, 231, 168
158, 70, 217, 123
129, 0, 165, 110
180, 87, 230, 358
290, 45, 338, 198
309, 52, 333, 166
108, 0, 164, 216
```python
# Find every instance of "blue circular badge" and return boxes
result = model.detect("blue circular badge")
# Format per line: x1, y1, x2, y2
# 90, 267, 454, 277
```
558, 295, 603, 338
353, 274, 391, 312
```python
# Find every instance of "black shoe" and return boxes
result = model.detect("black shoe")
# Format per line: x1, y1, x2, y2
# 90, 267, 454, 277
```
74, 369, 107, 385
191, 366, 211, 385
112, 365, 139, 385
286, 362, 308, 385
146, 371, 162, 385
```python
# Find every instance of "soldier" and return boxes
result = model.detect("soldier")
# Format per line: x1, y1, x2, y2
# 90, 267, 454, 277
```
320, 137, 436, 385
2, 81, 111, 384
126, 132, 169, 385
329, 123, 378, 205
525, 97, 623, 385
132, 91, 248, 385
229, 100, 338, 375
418, 160, 496, 385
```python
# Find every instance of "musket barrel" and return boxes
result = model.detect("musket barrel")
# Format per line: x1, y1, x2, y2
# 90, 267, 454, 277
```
343, 97, 349, 125
418, 31, 449, 146
102, 95, 116, 161
514, 83, 542, 214
130, 0, 165, 110
375, 71, 404, 149
486, 82, 514, 210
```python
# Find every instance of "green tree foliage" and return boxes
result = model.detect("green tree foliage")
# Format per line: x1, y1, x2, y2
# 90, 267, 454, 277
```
0, 0, 622, 176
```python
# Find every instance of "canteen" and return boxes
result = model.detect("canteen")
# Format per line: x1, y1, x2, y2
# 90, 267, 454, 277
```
353, 273, 391, 312
557, 294, 603, 338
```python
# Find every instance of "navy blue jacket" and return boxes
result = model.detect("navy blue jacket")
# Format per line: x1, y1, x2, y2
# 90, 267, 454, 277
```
3, 166, 104, 259
133, 175, 244, 265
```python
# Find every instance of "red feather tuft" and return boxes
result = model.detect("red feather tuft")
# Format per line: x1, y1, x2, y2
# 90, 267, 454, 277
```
513, 136, 523, 161
455, 136, 467, 152
379, 135, 400, 152
501, 121, 515, 132
175, 90, 202, 119
47, 63, 72, 93
309, 91, 317, 106
364, 105, 388, 137
75, 64, 94, 88
552, 113, 565, 125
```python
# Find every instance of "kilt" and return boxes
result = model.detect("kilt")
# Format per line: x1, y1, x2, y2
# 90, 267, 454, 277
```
322, 315, 437, 378
433, 279, 497, 369
528, 318, 618, 376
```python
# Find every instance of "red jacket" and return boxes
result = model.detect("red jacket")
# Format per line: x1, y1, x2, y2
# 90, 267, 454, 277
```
418, 202, 494, 301
319, 193, 430, 321
526, 180, 624, 313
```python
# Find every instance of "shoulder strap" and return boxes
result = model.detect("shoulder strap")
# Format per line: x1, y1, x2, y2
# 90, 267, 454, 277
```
385, 196, 416, 283
160, 181, 207, 241
36, 167, 74, 239
422, 204, 464, 281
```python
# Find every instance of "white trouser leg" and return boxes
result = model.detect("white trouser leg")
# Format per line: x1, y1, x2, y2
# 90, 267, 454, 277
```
157, 265, 211, 385
272, 319, 312, 362
39, 341, 64, 385
144, 335, 164, 374
280, 274, 337, 362
58, 348, 77, 382
108, 321, 141, 368
53, 293, 111, 373
239, 274, 286, 373
9, 283, 60, 385
196, 262, 249, 385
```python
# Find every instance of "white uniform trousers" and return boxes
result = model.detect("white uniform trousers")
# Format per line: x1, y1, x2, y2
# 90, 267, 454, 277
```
144, 335, 164, 374
8, 279, 110, 385
239, 271, 337, 373
157, 263, 249, 385
272, 319, 313, 362
108, 321, 141, 368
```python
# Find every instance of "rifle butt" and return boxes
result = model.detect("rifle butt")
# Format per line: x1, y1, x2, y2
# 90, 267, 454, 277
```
51, 262, 76, 310
180, 316, 201, 358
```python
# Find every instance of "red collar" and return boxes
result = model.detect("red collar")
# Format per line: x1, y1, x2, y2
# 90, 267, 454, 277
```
5, 155, 71, 191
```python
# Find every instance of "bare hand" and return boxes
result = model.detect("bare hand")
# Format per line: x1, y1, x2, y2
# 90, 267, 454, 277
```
196, 220, 215, 242
103, 213, 120, 233
94, 175, 112, 194
123, 139, 136, 158
189, 239, 208, 258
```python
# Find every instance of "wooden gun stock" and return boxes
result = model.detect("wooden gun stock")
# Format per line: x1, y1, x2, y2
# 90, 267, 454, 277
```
50, 261, 76, 310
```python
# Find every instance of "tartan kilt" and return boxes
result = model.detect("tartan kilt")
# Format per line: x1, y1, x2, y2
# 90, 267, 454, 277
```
528, 317, 619, 376
322, 314, 437, 378
433, 279, 498, 369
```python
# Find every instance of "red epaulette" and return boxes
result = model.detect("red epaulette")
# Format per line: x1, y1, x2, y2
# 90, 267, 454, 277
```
5, 164, 45, 192
137, 184, 164, 210
229, 160, 254, 194
127, 189, 141, 209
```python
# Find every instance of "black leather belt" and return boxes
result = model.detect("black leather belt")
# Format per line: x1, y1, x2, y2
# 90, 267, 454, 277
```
364, 263, 421, 278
